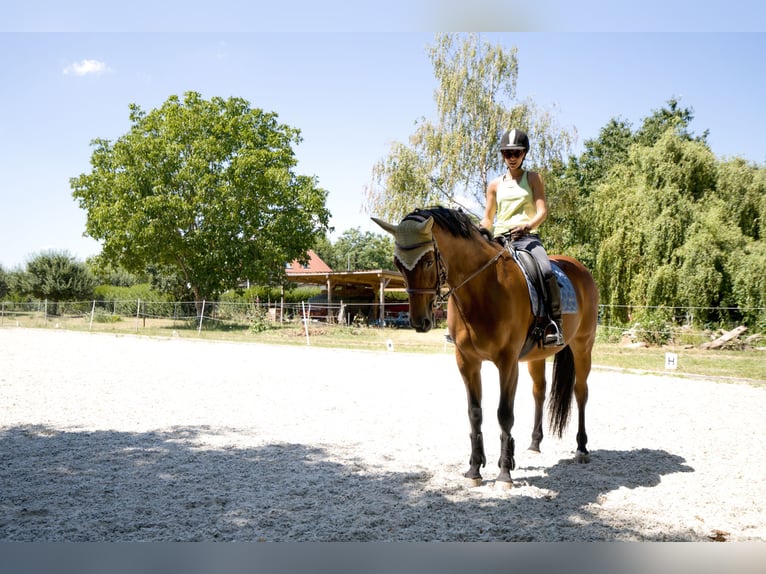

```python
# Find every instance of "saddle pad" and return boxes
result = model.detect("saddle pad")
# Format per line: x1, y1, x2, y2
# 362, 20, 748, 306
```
522, 261, 578, 316
553, 264, 578, 314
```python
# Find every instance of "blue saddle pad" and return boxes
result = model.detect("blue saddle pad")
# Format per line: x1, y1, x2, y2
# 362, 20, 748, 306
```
524, 262, 578, 316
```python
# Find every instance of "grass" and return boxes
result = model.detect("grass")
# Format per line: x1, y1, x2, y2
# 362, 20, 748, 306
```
3, 311, 764, 385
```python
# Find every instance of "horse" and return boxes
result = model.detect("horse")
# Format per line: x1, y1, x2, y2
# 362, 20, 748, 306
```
372, 207, 599, 488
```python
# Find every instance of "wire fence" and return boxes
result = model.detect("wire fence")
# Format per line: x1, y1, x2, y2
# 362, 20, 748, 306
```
1, 299, 764, 347
0, 298, 411, 334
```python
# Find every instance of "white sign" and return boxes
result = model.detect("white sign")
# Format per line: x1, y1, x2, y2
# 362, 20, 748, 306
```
665, 352, 678, 370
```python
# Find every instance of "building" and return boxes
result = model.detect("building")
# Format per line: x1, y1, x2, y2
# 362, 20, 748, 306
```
285, 250, 407, 325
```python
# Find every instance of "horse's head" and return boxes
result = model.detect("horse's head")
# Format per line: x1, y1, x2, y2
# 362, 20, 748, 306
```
372, 213, 440, 333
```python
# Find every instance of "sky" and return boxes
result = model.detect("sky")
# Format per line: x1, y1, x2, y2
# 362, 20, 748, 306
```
1, 2, 765, 269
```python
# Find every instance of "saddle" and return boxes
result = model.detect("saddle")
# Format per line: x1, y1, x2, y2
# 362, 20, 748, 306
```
501, 242, 578, 358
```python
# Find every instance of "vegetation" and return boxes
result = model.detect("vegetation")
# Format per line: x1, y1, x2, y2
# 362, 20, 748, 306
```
313, 228, 395, 271
364, 32, 576, 220
544, 99, 766, 332
7, 251, 96, 315
2, 34, 763, 346
70, 91, 331, 314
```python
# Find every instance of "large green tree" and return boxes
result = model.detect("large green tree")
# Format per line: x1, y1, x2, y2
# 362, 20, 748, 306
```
364, 32, 575, 221
71, 92, 330, 313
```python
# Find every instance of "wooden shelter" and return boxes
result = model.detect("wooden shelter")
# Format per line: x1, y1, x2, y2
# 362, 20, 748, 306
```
285, 250, 406, 324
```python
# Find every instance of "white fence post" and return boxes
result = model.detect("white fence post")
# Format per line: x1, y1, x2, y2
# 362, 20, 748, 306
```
89, 300, 96, 331
198, 299, 206, 335
301, 301, 310, 346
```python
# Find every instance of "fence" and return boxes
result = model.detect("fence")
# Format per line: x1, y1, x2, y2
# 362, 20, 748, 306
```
1, 299, 764, 347
0, 298, 412, 333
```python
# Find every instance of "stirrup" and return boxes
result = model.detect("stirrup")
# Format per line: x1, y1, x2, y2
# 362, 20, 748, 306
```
543, 321, 564, 347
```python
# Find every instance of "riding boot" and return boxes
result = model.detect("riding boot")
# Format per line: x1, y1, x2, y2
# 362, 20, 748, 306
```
544, 274, 565, 347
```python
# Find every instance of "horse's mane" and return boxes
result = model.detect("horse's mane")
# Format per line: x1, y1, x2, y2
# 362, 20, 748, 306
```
405, 206, 490, 241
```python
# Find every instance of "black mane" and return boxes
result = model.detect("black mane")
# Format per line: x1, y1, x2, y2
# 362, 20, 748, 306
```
405, 206, 483, 240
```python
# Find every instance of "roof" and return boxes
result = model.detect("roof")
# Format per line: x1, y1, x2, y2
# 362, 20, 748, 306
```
285, 249, 333, 274
285, 268, 407, 291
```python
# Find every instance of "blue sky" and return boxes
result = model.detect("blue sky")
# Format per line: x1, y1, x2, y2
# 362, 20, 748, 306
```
1, 5, 765, 269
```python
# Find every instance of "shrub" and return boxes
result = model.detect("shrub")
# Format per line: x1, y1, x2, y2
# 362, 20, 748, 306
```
631, 307, 675, 346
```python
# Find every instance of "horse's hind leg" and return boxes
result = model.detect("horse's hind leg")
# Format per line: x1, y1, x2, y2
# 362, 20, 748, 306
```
527, 359, 547, 452
572, 346, 591, 463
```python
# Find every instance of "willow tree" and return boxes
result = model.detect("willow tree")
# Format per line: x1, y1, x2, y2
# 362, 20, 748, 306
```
591, 129, 720, 322
364, 33, 575, 221
71, 92, 330, 313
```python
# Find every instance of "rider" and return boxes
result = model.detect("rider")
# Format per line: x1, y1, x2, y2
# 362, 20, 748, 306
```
480, 128, 564, 347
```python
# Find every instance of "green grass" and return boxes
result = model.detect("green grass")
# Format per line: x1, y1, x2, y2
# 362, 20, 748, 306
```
3, 313, 764, 385
592, 344, 765, 384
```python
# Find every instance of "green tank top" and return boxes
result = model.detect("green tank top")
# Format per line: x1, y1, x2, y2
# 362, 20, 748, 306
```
493, 171, 538, 236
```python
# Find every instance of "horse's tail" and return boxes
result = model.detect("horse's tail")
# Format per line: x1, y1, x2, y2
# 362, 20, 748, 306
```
548, 345, 575, 438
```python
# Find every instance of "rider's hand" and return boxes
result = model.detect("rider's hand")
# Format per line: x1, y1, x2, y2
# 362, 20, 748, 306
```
510, 224, 530, 240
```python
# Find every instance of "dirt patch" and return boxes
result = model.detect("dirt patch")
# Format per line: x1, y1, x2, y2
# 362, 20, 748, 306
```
1, 329, 764, 541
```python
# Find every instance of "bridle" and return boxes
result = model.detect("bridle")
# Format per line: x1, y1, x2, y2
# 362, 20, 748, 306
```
395, 234, 503, 305
394, 238, 447, 300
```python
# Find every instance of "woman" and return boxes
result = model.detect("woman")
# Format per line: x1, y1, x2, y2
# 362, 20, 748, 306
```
480, 128, 564, 347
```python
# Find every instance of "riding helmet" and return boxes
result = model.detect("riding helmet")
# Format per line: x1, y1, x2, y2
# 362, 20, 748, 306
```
499, 129, 530, 151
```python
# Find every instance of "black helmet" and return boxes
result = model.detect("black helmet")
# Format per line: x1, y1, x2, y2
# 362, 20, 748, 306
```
499, 129, 530, 151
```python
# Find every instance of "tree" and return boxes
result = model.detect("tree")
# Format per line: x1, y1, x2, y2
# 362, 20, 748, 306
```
364, 33, 575, 221
23, 251, 97, 314
634, 97, 707, 148
328, 228, 395, 271
0, 265, 8, 299
71, 92, 330, 314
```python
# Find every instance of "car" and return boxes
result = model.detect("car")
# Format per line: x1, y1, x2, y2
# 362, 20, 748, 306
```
387, 312, 410, 328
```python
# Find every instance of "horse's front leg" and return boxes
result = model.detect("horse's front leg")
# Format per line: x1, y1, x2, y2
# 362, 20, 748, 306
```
496, 359, 520, 489
459, 358, 485, 486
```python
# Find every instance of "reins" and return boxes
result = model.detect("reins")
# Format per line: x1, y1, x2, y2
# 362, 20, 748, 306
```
441, 248, 503, 300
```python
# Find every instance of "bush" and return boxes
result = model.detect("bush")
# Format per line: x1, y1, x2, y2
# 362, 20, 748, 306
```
631, 307, 675, 346
247, 304, 274, 334
93, 283, 173, 316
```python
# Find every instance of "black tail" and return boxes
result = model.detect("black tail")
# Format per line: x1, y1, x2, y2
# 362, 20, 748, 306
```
548, 345, 575, 438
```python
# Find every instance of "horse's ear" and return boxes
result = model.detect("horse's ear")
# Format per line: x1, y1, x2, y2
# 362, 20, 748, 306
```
371, 217, 398, 236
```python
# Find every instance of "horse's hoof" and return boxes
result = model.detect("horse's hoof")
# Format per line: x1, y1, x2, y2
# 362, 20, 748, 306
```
575, 450, 590, 464
494, 479, 513, 490
528, 446, 541, 454
464, 476, 483, 487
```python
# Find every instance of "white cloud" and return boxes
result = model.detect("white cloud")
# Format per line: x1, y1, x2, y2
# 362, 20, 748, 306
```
62, 59, 110, 76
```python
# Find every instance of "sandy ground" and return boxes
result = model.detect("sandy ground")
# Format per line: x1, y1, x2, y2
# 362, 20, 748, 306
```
1, 328, 764, 541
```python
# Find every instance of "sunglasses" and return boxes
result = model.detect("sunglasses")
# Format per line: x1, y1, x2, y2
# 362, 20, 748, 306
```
501, 149, 525, 159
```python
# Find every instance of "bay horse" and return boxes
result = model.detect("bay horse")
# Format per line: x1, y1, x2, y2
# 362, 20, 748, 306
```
372, 207, 599, 488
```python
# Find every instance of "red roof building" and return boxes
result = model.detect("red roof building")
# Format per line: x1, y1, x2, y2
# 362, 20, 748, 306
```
285, 250, 333, 274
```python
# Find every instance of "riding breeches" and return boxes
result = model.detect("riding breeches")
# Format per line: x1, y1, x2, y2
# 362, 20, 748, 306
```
510, 234, 552, 279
